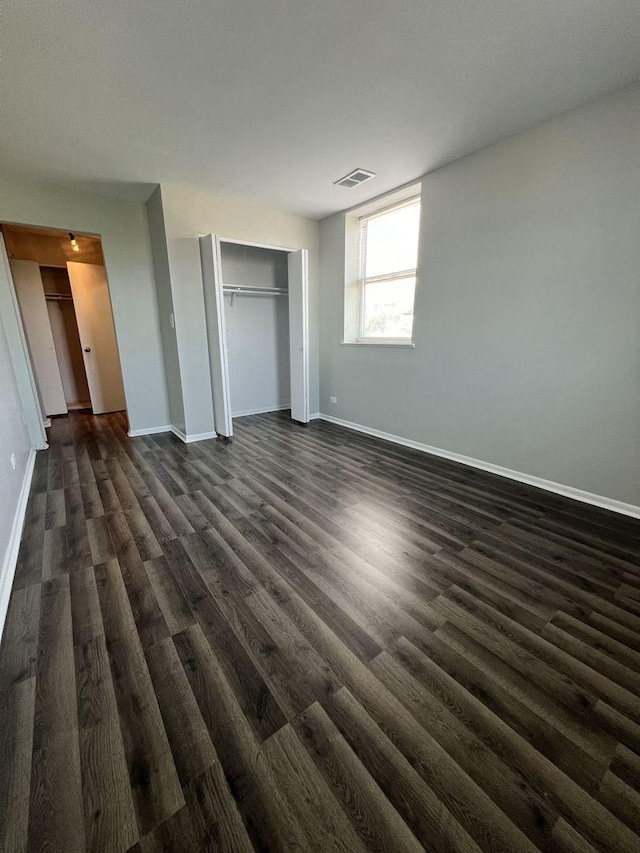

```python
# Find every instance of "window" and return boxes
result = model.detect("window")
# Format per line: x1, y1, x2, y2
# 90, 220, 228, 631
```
357, 196, 421, 342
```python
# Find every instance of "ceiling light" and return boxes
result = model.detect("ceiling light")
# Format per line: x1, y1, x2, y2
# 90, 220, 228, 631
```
69, 232, 80, 252
334, 168, 376, 188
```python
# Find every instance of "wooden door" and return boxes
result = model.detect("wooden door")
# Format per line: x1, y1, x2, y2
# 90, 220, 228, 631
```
66, 262, 126, 414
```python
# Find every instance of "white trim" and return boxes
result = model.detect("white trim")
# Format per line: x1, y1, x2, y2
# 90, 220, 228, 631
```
317, 414, 640, 519
171, 427, 217, 444
127, 424, 172, 437
308, 412, 321, 420
43, 418, 51, 428
200, 234, 234, 438
0, 449, 36, 639
0, 235, 47, 449
345, 180, 422, 219
288, 248, 311, 423
232, 404, 290, 418
341, 341, 416, 348
217, 236, 298, 253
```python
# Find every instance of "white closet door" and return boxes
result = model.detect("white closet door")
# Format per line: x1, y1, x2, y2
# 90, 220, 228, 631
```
11, 259, 67, 416
199, 235, 233, 437
288, 249, 310, 423
66, 262, 126, 414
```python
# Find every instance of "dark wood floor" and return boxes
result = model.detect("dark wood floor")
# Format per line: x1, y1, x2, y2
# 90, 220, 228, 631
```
1, 411, 640, 852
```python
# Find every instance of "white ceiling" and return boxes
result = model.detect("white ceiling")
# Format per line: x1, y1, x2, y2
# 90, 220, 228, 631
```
1, 1, 639, 219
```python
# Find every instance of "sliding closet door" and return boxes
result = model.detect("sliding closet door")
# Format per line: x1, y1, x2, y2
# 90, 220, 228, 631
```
67, 262, 126, 414
288, 249, 310, 423
11, 259, 67, 416
199, 235, 233, 437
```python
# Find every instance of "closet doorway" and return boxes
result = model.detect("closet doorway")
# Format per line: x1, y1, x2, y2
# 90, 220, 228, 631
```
200, 235, 309, 438
1, 223, 127, 420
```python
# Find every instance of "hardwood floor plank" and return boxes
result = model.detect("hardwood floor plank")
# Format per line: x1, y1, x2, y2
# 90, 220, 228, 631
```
44, 487, 66, 529
0, 677, 35, 853
322, 687, 483, 852
28, 576, 85, 853
41, 526, 68, 580
369, 649, 560, 848
174, 624, 310, 851
70, 565, 104, 647
144, 555, 195, 635
144, 638, 217, 787
292, 701, 424, 852
64, 481, 93, 571
388, 635, 640, 852
95, 559, 184, 834
0, 584, 41, 688
163, 538, 287, 740
74, 633, 139, 852
180, 762, 254, 852
260, 722, 368, 852
87, 515, 116, 565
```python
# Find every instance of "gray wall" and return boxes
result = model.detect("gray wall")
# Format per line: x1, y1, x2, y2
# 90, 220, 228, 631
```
0, 177, 170, 433
221, 243, 290, 415
0, 306, 32, 626
146, 187, 185, 431
320, 85, 640, 507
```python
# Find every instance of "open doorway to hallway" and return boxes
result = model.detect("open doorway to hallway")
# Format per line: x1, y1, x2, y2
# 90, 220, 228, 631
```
1, 223, 127, 425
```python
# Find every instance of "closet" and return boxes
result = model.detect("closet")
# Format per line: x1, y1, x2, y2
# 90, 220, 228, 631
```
222, 242, 291, 417
4, 223, 127, 417
200, 235, 309, 438
42, 267, 91, 411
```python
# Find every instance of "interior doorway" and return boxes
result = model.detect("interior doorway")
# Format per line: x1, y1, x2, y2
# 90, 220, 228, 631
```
1, 223, 127, 420
199, 235, 309, 438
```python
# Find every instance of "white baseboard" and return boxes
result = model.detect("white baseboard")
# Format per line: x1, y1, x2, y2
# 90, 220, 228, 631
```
308, 412, 321, 421
128, 424, 172, 437
171, 427, 217, 444
232, 404, 291, 418
0, 449, 36, 639
318, 414, 640, 519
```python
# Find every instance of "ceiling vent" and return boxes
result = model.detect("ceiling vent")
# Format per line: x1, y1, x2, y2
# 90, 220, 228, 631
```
334, 168, 376, 188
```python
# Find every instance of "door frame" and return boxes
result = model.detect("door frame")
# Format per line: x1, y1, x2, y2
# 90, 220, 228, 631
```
200, 234, 310, 437
0, 223, 130, 424
0, 235, 47, 448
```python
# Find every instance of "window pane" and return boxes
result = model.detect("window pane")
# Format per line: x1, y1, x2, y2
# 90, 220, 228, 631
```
364, 201, 420, 278
362, 276, 415, 338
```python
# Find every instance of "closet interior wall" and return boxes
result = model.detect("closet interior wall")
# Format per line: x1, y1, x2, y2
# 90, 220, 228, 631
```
41, 266, 90, 409
221, 243, 291, 417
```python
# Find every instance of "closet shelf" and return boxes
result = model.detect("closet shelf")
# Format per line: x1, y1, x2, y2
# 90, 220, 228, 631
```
44, 293, 73, 301
222, 284, 288, 306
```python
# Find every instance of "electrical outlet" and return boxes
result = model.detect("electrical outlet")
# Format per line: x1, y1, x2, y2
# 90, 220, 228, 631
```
329, 396, 338, 404
10, 453, 16, 470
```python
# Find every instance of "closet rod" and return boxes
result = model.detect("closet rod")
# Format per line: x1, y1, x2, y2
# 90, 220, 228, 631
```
222, 285, 288, 306
45, 293, 73, 301
222, 285, 288, 294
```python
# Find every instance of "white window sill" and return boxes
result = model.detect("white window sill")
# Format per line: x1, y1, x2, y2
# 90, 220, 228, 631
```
340, 340, 415, 348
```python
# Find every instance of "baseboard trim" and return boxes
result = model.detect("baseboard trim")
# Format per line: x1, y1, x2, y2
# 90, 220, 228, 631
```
128, 425, 172, 437
318, 414, 640, 519
171, 427, 217, 444
0, 449, 36, 639
308, 412, 321, 421
232, 404, 291, 418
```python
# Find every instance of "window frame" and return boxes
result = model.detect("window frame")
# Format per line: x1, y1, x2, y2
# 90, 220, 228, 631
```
356, 194, 421, 344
